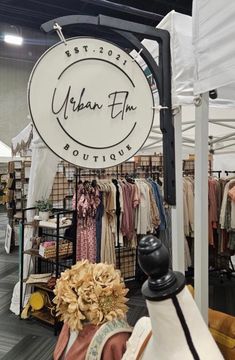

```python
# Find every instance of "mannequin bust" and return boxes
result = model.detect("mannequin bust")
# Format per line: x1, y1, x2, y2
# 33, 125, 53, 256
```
123, 235, 223, 360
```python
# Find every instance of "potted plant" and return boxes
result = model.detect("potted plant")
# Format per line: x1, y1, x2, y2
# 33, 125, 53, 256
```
35, 199, 53, 221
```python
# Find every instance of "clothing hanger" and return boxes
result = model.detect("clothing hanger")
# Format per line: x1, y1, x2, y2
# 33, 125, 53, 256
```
125, 174, 135, 184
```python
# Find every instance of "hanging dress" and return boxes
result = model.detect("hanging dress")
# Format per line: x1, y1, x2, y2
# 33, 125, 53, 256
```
73, 183, 100, 263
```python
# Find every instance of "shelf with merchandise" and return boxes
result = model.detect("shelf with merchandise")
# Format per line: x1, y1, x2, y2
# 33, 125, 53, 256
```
31, 308, 54, 326
19, 207, 76, 334
23, 249, 73, 263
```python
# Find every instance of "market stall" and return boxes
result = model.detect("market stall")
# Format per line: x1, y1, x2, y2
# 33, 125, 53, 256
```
132, 9, 235, 321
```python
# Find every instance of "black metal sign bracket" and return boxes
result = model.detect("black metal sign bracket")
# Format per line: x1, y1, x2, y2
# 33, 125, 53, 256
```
41, 14, 176, 205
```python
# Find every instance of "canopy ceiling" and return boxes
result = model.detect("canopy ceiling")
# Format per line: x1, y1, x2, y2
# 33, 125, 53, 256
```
134, 10, 235, 156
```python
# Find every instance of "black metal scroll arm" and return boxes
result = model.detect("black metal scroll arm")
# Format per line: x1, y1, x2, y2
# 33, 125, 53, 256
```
41, 13, 176, 205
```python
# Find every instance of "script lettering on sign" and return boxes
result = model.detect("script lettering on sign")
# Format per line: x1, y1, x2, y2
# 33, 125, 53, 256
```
51, 87, 137, 121
28, 37, 155, 168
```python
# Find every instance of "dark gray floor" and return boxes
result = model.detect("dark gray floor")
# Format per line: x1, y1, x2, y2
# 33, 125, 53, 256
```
0, 210, 56, 360
0, 208, 147, 360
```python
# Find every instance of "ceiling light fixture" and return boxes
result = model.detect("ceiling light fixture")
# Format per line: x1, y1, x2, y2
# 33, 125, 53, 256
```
4, 34, 23, 46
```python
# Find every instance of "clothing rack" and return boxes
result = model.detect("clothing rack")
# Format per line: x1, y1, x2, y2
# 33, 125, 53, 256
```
225, 170, 235, 176
183, 170, 222, 179
77, 165, 163, 181
209, 172, 235, 280
209, 170, 222, 179
74, 169, 166, 281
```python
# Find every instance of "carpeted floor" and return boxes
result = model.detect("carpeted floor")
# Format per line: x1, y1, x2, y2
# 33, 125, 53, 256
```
0, 209, 57, 359
0, 208, 147, 359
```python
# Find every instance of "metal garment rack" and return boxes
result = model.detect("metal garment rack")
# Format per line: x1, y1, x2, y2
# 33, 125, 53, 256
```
182, 170, 222, 179
40, 5, 176, 206
209, 170, 222, 179
208, 170, 235, 279
225, 170, 235, 177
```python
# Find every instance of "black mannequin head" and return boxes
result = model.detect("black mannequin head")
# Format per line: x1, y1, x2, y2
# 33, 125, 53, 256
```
138, 235, 185, 301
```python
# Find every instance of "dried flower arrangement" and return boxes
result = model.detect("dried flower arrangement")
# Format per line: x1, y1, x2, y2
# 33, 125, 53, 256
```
53, 260, 129, 331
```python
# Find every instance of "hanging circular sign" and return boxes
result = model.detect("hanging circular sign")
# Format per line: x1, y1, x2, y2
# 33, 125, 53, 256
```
28, 37, 155, 168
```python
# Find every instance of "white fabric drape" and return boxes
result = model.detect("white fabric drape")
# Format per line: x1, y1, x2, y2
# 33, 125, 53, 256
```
193, 0, 235, 95
10, 127, 59, 315
131, 10, 235, 108
131, 11, 194, 106
26, 128, 59, 222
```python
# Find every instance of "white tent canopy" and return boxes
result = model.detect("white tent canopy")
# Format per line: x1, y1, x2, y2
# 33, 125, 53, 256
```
134, 11, 235, 157
193, 1, 235, 95
0, 140, 13, 163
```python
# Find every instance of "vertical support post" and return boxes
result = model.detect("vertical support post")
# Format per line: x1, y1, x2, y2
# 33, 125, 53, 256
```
73, 168, 79, 265
19, 209, 25, 316
194, 92, 209, 323
171, 106, 185, 273
56, 212, 60, 279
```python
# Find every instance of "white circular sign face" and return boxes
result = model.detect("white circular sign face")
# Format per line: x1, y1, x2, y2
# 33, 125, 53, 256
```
28, 37, 154, 168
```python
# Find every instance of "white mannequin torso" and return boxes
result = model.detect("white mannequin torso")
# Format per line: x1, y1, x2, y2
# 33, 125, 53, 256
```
122, 287, 223, 360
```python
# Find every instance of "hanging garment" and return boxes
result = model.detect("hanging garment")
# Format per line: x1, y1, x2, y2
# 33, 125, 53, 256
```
100, 182, 116, 265
120, 180, 135, 241
183, 178, 190, 236
135, 180, 152, 235
145, 180, 160, 230
208, 178, 219, 246
218, 178, 235, 251
96, 192, 104, 262
148, 179, 166, 230
183, 177, 194, 237
73, 184, 100, 263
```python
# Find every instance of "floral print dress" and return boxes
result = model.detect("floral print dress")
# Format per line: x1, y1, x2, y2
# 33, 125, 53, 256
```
73, 183, 100, 262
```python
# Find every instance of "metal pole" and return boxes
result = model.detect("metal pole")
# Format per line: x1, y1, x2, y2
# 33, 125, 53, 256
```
194, 92, 209, 323
209, 132, 235, 144
171, 107, 185, 272
73, 168, 79, 265
56, 212, 60, 278
19, 209, 25, 316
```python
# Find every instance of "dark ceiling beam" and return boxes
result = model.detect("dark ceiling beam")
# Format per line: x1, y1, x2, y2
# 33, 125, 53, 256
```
29, 0, 79, 14
152, 0, 192, 14
0, 0, 193, 31
0, 3, 52, 20
79, 0, 163, 22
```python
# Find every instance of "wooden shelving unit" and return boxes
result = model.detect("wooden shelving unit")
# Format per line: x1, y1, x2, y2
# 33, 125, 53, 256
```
31, 309, 54, 326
